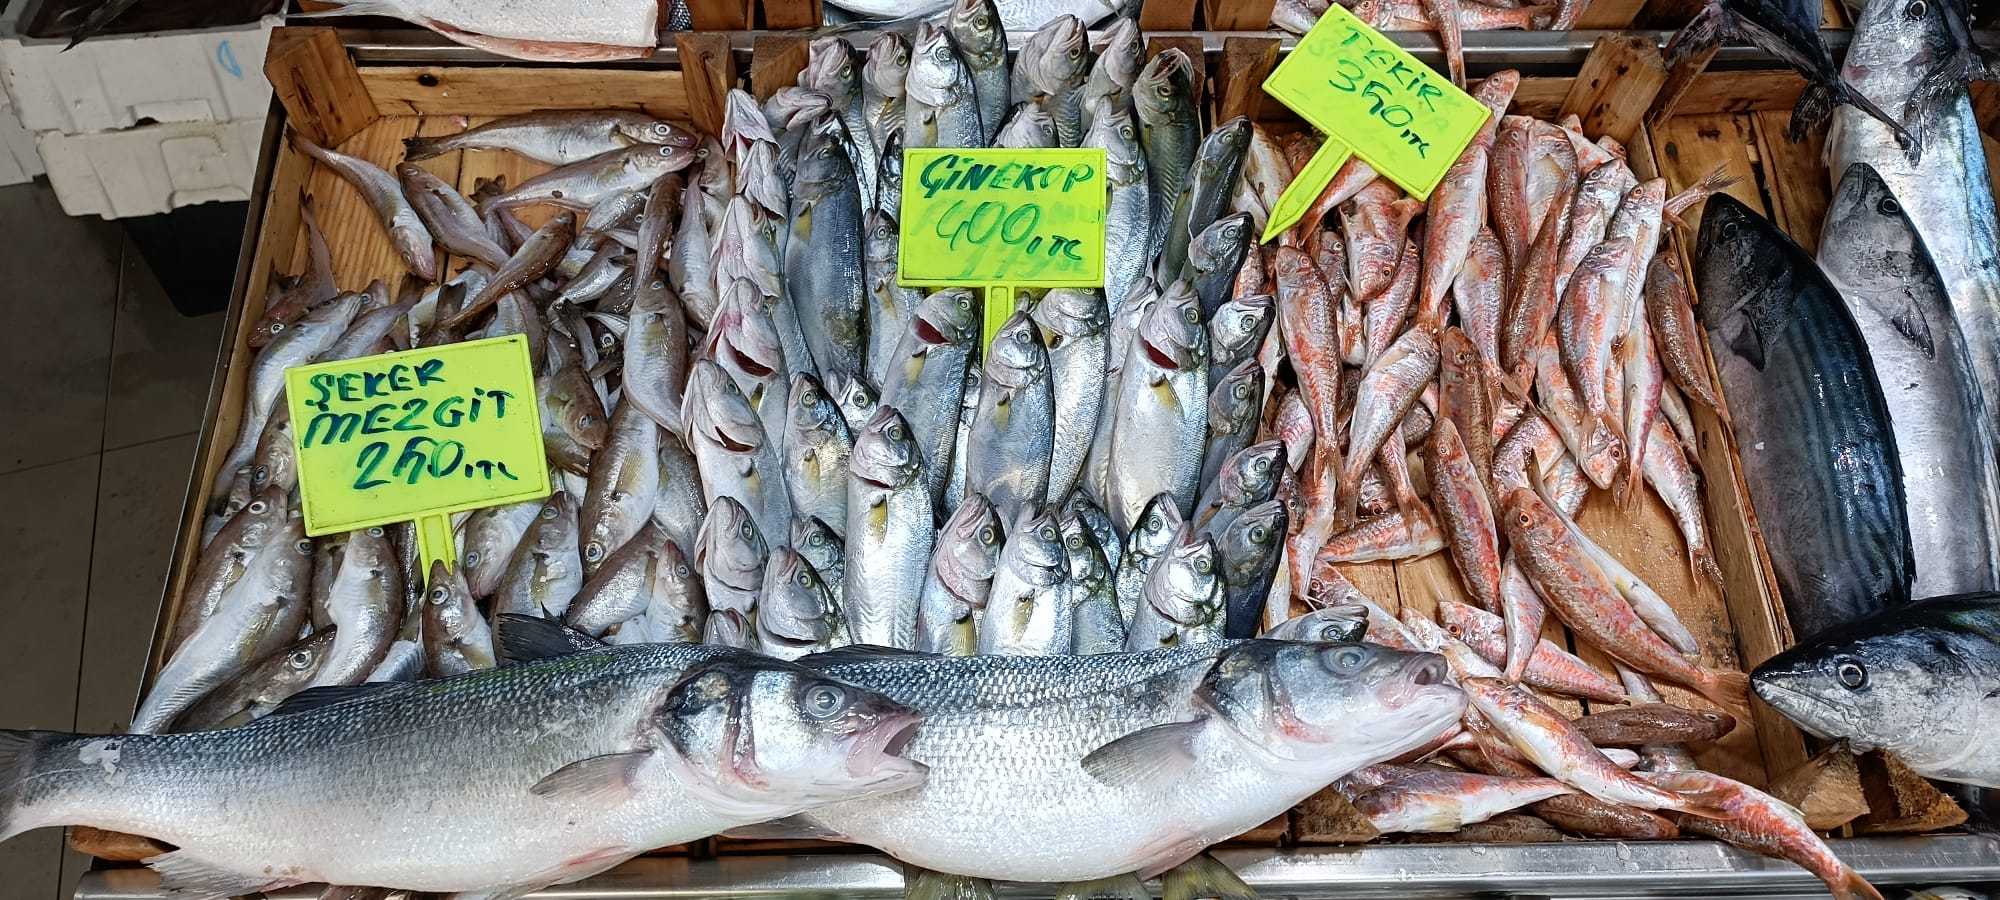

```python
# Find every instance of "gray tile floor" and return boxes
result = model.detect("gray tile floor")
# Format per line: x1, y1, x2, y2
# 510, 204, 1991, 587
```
0, 181, 226, 900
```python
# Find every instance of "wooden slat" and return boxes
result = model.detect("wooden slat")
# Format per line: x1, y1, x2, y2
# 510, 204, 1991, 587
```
684, 0, 753, 29
1203, 0, 1276, 29
751, 35, 813, 103
1575, 0, 1652, 29
762, 0, 823, 27
1634, 0, 1704, 27
453, 118, 559, 233
1969, 82, 2000, 138
1216, 37, 1281, 124
1140, 0, 1199, 30
1558, 35, 1669, 146
360, 67, 691, 119
1655, 66, 1806, 122
1749, 110, 1831, 253
1508, 76, 1578, 120
1646, 113, 1770, 236
1342, 561, 1403, 616
675, 32, 736, 139
264, 26, 379, 148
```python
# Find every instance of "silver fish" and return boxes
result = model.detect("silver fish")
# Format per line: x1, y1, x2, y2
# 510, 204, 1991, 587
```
8, 636, 927, 896
1114, 493, 1183, 624
882, 289, 980, 509
758, 548, 850, 660
1081, 15, 1141, 134
865, 211, 923, 391
787, 119, 869, 387
213, 292, 361, 507
980, 506, 1073, 655
705, 280, 794, 450
133, 505, 310, 734
836, 372, 884, 436
1085, 104, 1152, 310
696, 496, 770, 616
1818, 162, 2000, 598
403, 110, 693, 165
644, 542, 708, 644
1032, 288, 1109, 508
995, 103, 1059, 149
581, 402, 664, 575
1061, 510, 1123, 654
310, 525, 403, 688
1062, 490, 1121, 574
492, 491, 584, 621
785, 373, 855, 534
1188, 212, 1253, 318
968, 311, 1057, 521
669, 140, 725, 330
799, 639, 1462, 882
177, 490, 289, 650
176, 628, 337, 731
623, 178, 692, 438
482, 143, 699, 213
1125, 526, 1224, 650
1019, 15, 1091, 147
1105, 280, 1209, 532
845, 407, 936, 649
806, 38, 880, 214
398, 163, 508, 269
905, 21, 985, 150
862, 33, 911, 170
1135, 50, 1199, 257
1265, 605, 1371, 643
683, 359, 794, 546
422, 560, 494, 677
1200, 359, 1265, 492
653, 433, 709, 561
794, 516, 849, 603
1217, 499, 1285, 639
946, 0, 1011, 144
291, 135, 437, 282
1196, 439, 1284, 545
1162, 117, 1251, 284
918, 493, 1005, 656
568, 523, 671, 637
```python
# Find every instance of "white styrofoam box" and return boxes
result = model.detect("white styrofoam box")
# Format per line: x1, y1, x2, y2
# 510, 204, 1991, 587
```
0, 90, 43, 186
0, 13, 279, 135
37, 117, 264, 218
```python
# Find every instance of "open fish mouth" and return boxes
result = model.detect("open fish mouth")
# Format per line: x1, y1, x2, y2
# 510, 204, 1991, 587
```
845, 710, 928, 780
1381, 655, 1452, 709
1142, 336, 1184, 370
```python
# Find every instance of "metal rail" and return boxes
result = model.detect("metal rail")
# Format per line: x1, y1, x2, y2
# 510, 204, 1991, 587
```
70, 835, 2000, 898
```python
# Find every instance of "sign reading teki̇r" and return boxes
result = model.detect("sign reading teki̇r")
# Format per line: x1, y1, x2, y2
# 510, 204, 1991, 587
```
285, 334, 550, 586
1259, 4, 1492, 242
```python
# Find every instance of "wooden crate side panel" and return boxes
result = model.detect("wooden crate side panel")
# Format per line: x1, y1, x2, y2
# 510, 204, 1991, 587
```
360, 67, 692, 119
1639, 116, 1809, 781
1749, 110, 1831, 254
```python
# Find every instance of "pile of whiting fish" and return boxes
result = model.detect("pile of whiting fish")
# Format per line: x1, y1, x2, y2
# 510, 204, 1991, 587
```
0, 7, 1891, 900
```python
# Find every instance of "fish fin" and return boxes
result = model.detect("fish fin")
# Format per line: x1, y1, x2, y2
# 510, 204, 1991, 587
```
1831, 867, 1887, 900
264, 682, 404, 718
1725, 316, 1768, 370
1698, 669, 1754, 721
720, 814, 847, 841
1081, 718, 1208, 789
1906, 48, 2000, 148
317, 887, 395, 900
0, 731, 61, 842
1666, 787, 1737, 820
1159, 853, 1259, 900
145, 850, 298, 900
438, 886, 545, 900
1054, 875, 1153, 900
290, 0, 404, 20
496, 613, 607, 665
530, 751, 651, 806
402, 135, 447, 162
795, 644, 938, 669
905, 869, 997, 900
1890, 299, 1937, 360
1662, 2, 1731, 69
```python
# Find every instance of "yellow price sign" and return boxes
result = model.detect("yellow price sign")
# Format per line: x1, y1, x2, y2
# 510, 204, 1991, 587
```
1261, 5, 1490, 240
284, 334, 550, 580
899, 147, 1108, 346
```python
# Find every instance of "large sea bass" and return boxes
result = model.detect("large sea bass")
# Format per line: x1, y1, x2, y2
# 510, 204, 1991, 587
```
0, 633, 925, 898
796, 640, 1463, 882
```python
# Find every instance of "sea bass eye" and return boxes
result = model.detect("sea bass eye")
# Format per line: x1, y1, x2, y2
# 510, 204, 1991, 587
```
1905, 0, 1927, 17
804, 683, 847, 718
1836, 659, 1868, 690
1327, 645, 1368, 672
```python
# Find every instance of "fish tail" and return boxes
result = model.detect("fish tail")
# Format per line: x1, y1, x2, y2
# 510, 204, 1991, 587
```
1054, 875, 1152, 900
0, 730, 62, 842
904, 869, 996, 900
1692, 546, 1724, 592
1696, 669, 1753, 721
291, 0, 406, 22
1830, 866, 1887, 900
1662, 2, 1730, 70
1158, 854, 1257, 900
402, 135, 449, 162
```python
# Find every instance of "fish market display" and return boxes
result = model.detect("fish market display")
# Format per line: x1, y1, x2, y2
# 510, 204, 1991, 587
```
85, 19, 1906, 896
1753, 592, 2000, 790
4, 631, 926, 898
1272, 0, 1562, 88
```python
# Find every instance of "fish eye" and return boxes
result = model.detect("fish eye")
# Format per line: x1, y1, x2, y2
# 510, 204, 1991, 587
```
1719, 221, 1739, 240
1067, 533, 1086, 550
1146, 512, 1163, 530
253, 465, 270, 484
1041, 525, 1058, 542
295, 539, 314, 554
1250, 525, 1268, 542
1515, 511, 1532, 527
1184, 307, 1200, 325
1836, 659, 1868, 690
1195, 556, 1213, 575
579, 413, 598, 428
888, 423, 907, 440
676, 564, 691, 577
464, 550, 480, 566
803, 683, 847, 718
585, 542, 605, 562
287, 649, 315, 669
367, 526, 385, 537
1328, 645, 1368, 671
1906, 0, 1927, 16
1878, 197, 1902, 216
541, 504, 559, 519
741, 522, 757, 541
1444, 623, 1462, 638
429, 585, 450, 604
797, 570, 812, 587
654, 124, 672, 134
980, 525, 998, 544
658, 147, 675, 156
249, 500, 269, 515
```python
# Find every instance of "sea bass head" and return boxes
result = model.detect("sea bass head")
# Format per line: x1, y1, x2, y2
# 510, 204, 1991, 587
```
1751, 592, 2000, 781
1198, 640, 1462, 768
1137, 280, 1208, 371
659, 654, 927, 814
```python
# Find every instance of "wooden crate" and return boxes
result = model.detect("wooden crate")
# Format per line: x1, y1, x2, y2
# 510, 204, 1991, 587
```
90, 26, 1958, 867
